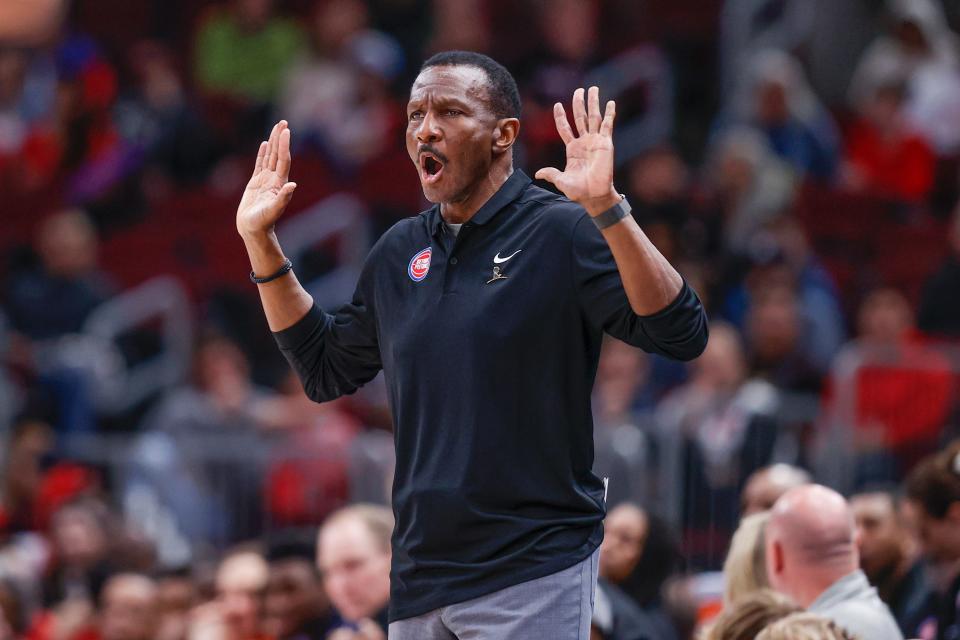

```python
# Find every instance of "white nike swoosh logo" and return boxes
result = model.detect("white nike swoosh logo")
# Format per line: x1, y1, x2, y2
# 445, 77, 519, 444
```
493, 250, 522, 264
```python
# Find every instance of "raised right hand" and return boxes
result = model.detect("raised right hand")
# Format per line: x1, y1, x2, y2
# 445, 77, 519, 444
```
236, 120, 297, 238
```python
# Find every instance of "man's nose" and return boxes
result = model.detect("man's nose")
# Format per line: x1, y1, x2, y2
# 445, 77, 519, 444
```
416, 111, 441, 144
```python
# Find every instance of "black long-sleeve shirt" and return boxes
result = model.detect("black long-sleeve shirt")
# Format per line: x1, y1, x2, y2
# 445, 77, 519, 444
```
274, 170, 708, 621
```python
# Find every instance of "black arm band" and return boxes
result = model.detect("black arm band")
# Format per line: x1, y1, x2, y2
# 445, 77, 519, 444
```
591, 195, 631, 230
250, 258, 293, 284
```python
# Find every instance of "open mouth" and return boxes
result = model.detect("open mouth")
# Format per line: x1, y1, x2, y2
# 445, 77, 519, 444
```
419, 152, 445, 184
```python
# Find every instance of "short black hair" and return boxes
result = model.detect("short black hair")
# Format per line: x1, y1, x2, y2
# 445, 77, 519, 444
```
420, 50, 521, 120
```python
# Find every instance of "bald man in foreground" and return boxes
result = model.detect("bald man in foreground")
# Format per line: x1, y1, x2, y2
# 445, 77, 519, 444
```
765, 484, 903, 640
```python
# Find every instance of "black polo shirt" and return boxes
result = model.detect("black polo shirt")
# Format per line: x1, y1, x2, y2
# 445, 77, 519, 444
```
274, 170, 708, 621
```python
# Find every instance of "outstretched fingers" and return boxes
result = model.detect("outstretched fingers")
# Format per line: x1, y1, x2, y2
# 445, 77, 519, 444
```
553, 102, 575, 145
277, 127, 292, 181
600, 100, 616, 137
251, 140, 268, 180
587, 86, 601, 133
267, 120, 287, 172
571, 87, 587, 137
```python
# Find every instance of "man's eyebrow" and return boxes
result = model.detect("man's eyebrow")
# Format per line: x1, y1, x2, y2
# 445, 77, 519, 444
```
407, 92, 473, 110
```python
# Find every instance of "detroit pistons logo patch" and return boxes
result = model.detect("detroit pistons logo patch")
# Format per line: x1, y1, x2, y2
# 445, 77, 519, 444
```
408, 247, 432, 282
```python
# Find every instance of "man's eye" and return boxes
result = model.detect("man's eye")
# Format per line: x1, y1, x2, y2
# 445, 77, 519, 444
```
409, 111, 423, 121
445, 109, 462, 116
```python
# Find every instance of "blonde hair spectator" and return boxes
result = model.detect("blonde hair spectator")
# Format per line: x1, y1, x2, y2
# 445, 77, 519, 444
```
723, 511, 770, 605
701, 589, 799, 640
756, 612, 862, 640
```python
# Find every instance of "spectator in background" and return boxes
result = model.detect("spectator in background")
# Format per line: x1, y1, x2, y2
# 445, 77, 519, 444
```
4, 209, 111, 342
187, 548, 269, 640
741, 464, 812, 517
42, 499, 115, 608
28, 35, 139, 209
519, 0, 600, 173
727, 49, 839, 181
656, 323, 779, 567
279, 0, 403, 172
756, 612, 863, 640
850, 490, 929, 637
701, 589, 800, 640
720, 217, 845, 377
318, 505, 392, 639
599, 505, 682, 640
919, 205, 960, 337
0, 419, 55, 532
132, 334, 271, 549
425, 0, 489, 56
623, 145, 690, 237
596, 504, 677, 640
26, 499, 123, 640
902, 442, 960, 640
591, 578, 668, 640
257, 371, 359, 528
849, 0, 960, 156
0, 47, 56, 180
113, 40, 216, 187
765, 484, 903, 640
825, 288, 952, 485
745, 283, 822, 393
263, 536, 338, 640
764, 215, 846, 371
3, 208, 117, 434
215, 549, 269, 640
722, 511, 770, 606
592, 340, 657, 509
193, 0, 305, 106
600, 504, 649, 587
154, 568, 197, 640
192, 0, 303, 146
704, 127, 796, 254
98, 574, 160, 640
0, 578, 26, 640
842, 79, 935, 203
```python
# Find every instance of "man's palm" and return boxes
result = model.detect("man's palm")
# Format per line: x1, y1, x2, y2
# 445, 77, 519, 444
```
535, 86, 616, 208
236, 120, 297, 237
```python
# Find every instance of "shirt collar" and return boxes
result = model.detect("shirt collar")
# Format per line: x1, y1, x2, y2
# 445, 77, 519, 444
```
427, 169, 532, 237
809, 570, 871, 612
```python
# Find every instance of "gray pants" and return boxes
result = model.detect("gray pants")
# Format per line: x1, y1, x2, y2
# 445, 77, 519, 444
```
388, 548, 599, 640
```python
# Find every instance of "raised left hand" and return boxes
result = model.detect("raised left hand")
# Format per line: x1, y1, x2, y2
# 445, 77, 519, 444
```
535, 86, 620, 217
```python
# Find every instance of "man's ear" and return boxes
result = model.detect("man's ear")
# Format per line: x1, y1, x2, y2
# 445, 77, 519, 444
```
492, 118, 520, 156
770, 540, 785, 575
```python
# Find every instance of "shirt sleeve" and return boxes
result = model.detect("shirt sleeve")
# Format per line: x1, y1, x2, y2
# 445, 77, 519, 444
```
272, 254, 382, 403
570, 212, 709, 361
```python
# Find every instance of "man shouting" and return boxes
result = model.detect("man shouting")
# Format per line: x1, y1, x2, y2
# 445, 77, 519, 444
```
236, 51, 708, 640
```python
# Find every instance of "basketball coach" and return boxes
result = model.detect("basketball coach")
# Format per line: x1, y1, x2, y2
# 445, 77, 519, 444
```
236, 51, 708, 639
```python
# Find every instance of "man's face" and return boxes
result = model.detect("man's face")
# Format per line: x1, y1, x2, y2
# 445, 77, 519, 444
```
851, 493, 902, 581
100, 578, 158, 640
263, 560, 325, 639
903, 500, 960, 566
742, 472, 782, 517
216, 553, 268, 640
405, 65, 499, 204
318, 519, 391, 622
599, 505, 648, 583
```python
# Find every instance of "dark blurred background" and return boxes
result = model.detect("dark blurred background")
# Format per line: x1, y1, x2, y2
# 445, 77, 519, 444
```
3, 0, 960, 638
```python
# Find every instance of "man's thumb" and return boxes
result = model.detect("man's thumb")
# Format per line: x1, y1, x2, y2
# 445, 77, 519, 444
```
534, 167, 561, 184
280, 182, 297, 201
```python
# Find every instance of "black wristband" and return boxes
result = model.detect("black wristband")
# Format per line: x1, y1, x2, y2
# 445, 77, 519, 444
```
591, 195, 631, 230
250, 258, 293, 284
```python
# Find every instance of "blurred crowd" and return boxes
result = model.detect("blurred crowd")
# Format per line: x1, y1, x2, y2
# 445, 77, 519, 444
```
4, 0, 960, 638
